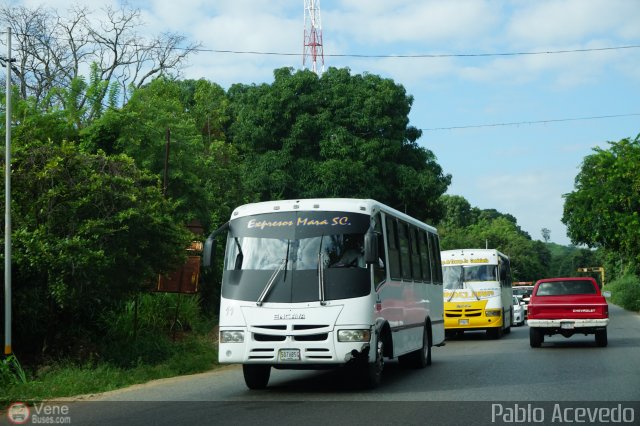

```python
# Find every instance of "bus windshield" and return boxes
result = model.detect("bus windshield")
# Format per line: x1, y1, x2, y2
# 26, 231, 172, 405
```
443, 264, 498, 290
222, 211, 371, 303
225, 234, 366, 272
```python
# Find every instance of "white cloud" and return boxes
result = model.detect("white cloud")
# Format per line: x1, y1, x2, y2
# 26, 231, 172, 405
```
467, 170, 575, 243
327, 0, 501, 46
506, 0, 640, 45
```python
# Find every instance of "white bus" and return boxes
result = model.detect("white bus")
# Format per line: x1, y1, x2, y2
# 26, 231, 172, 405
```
441, 249, 513, 339
203, 198, 445, 389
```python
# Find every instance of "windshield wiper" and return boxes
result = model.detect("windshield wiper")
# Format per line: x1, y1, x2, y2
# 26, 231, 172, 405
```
317, 236, 326, 306
318, 252, 326, 305
256, 258, 287, 307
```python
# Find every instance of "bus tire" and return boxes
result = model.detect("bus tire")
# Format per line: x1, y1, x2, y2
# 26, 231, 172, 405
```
360, 336, 384, 389
529, 327, 544, 348
243, 364, 271, 390
487, 326, 503, 339
399, 324, 431, 369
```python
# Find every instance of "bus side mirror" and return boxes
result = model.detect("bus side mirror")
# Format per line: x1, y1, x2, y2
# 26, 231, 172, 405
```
364, 228, 378, 265
202, 222, 229, 268
202, 234, 216, 268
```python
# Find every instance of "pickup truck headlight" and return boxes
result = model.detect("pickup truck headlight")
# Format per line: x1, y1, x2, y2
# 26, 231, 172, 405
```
485, 309, 502, 317
220, 330, 245, 343
338, 329, 371, 342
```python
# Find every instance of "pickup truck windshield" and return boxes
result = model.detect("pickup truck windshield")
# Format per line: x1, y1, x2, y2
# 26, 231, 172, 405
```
535, 280, 597, 296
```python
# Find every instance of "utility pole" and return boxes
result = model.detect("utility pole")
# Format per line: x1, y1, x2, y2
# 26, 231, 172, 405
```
4, 27, 14, 356
303, 0, 324, 75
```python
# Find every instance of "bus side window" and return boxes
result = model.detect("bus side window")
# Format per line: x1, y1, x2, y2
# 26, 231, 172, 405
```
419, 230, 431, 282
386, 217, 402, 280
410, 227, 422, 281
429, 234, 443, 285
398, 221, 412, 280
373, 214, 386, 286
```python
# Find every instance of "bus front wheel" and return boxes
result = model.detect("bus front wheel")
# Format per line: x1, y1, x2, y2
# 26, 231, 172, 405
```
360, 337, 384, 389
243, 364, 271, 390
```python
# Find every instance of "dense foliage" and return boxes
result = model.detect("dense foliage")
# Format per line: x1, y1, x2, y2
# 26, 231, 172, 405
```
1, 140, 190, 355
227, 67, 452, 221
437, 195, 551, 281
563, 135, 640, 274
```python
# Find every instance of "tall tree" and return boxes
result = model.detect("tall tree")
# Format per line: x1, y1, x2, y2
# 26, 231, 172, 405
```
82, 77, 243, 231
227, 67, 451, 221
0, 4, 199, 125
562, 135, 640, 268
541, 228, 551, 243
0, 140, 190, 354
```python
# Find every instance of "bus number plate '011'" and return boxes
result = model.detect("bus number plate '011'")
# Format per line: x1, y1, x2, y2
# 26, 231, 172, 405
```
278, 349, 301, 361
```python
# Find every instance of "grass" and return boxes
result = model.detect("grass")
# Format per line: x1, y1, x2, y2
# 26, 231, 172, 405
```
1, 332, 220, 407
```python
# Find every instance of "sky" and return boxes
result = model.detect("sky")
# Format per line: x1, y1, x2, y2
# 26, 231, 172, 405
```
12, 0, 640, 245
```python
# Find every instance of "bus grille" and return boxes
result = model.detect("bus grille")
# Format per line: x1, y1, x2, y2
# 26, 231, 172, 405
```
446, 309, 483, 318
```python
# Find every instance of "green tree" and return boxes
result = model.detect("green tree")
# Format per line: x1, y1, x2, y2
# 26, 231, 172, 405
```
562, 135, 640, 269
438, 195, 551, 281
437, 194, 474, 228
82, 77, 243, 231
227, 67, 451, 221
0, 140, 190, 355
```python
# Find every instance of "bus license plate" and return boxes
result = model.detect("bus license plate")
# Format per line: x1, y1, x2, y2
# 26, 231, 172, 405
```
561, 322, 575, 330
459, 319, 469, 325
278, 349, 300, 361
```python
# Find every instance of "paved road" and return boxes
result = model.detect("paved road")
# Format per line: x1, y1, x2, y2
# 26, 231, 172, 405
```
6, 304, 639, 425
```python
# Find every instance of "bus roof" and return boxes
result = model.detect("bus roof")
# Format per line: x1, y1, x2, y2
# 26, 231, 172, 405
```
230, 198, 438, 233
440, 248, 508, 265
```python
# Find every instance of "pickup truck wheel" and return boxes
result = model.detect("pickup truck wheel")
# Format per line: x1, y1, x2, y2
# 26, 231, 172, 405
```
529, 327, 543, 348
595, 329, 608, 347
243, 364, 271, 390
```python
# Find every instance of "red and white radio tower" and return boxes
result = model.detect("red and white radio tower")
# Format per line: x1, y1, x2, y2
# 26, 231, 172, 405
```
303, 0, 324, 75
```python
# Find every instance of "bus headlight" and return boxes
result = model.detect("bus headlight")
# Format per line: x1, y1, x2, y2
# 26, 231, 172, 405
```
485, 309, 502, 317
338, 329, 371, 342
220, 330, 245, 343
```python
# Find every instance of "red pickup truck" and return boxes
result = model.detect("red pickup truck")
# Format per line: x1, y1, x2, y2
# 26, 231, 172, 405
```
527, 277, 609, 348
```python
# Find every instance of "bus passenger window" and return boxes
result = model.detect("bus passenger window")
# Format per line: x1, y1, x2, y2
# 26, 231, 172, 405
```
386, 217, 402, 280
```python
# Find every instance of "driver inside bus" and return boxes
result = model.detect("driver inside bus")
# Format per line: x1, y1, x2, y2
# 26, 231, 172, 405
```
332, 235, 365, 268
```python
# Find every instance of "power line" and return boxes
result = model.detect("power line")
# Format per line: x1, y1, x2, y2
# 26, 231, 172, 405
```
421, 113, 640, 131
0, 29, 639, 58
204, 44, 640, 58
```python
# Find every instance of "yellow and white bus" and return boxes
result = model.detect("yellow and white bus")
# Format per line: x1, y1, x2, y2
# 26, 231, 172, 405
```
441, 249, 513, 339
203, 198, 445, 389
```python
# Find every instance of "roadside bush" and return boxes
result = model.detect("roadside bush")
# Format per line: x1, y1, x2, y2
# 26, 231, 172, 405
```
0, 355, 27, 388
607, 274, 640, 312
99, 292, 204, 366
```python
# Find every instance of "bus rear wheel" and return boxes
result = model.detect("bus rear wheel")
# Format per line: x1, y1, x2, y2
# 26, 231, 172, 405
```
399, 325, 431, 369
243, 364, 271, 390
